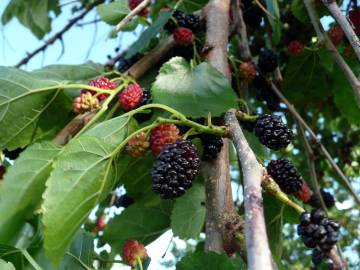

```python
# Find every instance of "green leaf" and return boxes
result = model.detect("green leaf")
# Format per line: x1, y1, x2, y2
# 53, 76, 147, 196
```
283, 51, 332, 108
264, 0, 281, 45
177, 0, 210, 12
177, 252, 246, 270
0, 67, 63, 150
102, 201, 173, 250
0, 142, 61, 244
97, 0, 129, 25
0, 259, 16, 270
121, 153, 159, 205
42, 115, 136, 265
126, 11, 172, 58
171, 183, 206, 239
31, 62, 104, 82
291, 0, 309, 23
152, 57, 238, 117
1, 0, 58, 39
332, 65, 360, 125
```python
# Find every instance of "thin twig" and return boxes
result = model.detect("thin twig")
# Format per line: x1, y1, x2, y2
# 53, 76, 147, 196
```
233, 0, 252, 61
254, 0, 277, 20
225, 110, 273, 270
115, 0, 151, 32
15, 0, 105, 68
322, 0, 360, 61
269, 81, 360, 205
302, 0, 360, 104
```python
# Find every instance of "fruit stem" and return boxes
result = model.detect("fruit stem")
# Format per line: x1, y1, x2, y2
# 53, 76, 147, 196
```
37, 83, 115, 94
128, 103, 187, 121
136, 257, 144, 270
74, 81, 129, 137
262, 175, 305, 214
235, 110, 258, 122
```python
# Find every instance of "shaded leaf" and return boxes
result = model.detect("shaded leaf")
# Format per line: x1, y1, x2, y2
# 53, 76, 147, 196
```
291, 0, 309, 23
177, 251, 246, 270
177, 0, 210, 12
102, 201, 173, 250
152, 57, 237, 117
171, 183, 206, 239
0, 142, 61, 244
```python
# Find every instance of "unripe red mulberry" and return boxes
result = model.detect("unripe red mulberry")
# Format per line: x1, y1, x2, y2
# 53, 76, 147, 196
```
150, 124, 181, 156
72, 92, 100, 114
118, 83, 143, 111
122, 240, 148, 267
84, 76, 117, 101
96, 215, 106, 231
328, 26, 344, 46
128, 0, 149, 17
126, 132, 149, 157
239, 62, 257, 82
173, 27, 195, 46
288, 40, 305, 55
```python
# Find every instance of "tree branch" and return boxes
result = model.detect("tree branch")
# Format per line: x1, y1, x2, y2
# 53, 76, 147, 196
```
269, 81, 360, 205
322, 0, 360, 61
232, 0, 252, 61
302, 0, 360, 104
225, 110, 273, 270
15, 0, 105, 68
203, 0, 242, 254
115, 0, 151, 32
53, 36, 176, 145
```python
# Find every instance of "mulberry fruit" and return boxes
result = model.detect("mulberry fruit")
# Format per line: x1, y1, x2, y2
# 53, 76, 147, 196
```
308, 189, 335, 209
239, 62, 257, 82
134, 88, 153, 123
258, 49, 278, 73
128, 0, 149, 17
122, 240, 148, 267
312, 248, 329, 266
126, 132, 149, 157
294, 181, 312, 203
297, 209, 340, 252
85, 76, 117, 101
349, 9, 360, 35
200, 134, 224, 161
173, 27, 195, 46
72, 92, 100, 114
164, 10, 186, 32
328, 26, 344, 46
184, 14, 202, 32
115, 194, 134, 208
152, 140, 200, 199
288, 40, 305, 55
150, 124, 181, 156
254, 114, 293, 150
119, 83, 143, 111
96, 215, 106, 231
267, 158, 304, 194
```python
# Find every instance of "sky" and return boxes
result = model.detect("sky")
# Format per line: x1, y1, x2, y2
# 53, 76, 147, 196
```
0, 0, 141, 70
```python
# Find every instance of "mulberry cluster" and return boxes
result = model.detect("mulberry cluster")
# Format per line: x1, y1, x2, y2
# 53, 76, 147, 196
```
151, 140, 200, 199
253, 75, 280, 111
254, 114, 293, 150
164, 10, 201, 33
119, 83, 143, 111
298, 210, 340, 253
122, 240, 148, 267
328, 26, 344, 46
258, 49, 278, 73
288, 40, 305, 55
267, 159, 304, 194
173, 27, 195, 46
200, 134, 223, 161
239, 62, 257, 82
134, 88, 153, 123
308, 189, 336, 209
